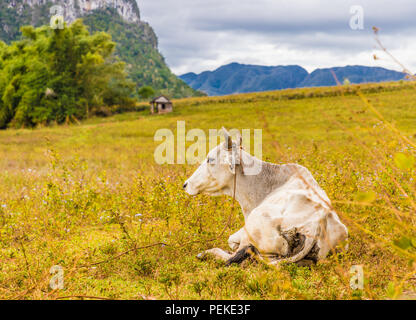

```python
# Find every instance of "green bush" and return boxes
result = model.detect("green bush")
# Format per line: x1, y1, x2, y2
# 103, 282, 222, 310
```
0, 20, 135, 128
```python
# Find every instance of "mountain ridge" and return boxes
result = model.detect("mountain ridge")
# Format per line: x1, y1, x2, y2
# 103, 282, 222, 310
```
180, 63, 407, 96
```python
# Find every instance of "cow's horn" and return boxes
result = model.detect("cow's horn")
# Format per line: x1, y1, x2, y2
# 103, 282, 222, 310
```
222, 127, 233, 150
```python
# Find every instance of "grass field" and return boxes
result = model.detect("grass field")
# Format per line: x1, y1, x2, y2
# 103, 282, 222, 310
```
1, 82, 416, 299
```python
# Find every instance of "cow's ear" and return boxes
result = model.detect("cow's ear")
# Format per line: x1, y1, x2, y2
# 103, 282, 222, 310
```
236, 132, 242, 148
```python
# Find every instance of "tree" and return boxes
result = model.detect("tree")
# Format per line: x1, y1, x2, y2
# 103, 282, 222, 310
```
0, 20, 135, 129
138, 86, 155, 100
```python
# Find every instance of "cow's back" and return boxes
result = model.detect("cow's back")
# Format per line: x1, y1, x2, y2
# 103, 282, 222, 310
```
244, 163, 347, 259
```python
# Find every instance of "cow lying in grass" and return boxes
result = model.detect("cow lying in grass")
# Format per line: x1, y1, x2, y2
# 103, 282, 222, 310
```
183, 128, 348, 266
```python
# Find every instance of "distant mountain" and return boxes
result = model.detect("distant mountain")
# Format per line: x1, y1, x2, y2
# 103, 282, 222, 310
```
299, 66, 406, 87
180, 63, 407, 96
180, 63, 309, 96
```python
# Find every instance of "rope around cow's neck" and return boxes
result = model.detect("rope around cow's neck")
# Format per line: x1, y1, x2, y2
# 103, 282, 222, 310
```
232, 144, 244, 201
232, 163, 237, 201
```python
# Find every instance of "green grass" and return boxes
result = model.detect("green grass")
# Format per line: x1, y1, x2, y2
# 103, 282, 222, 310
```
1, 82, 416, 300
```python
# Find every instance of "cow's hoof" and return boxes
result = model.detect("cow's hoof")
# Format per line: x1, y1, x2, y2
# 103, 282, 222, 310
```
196, 252, 206, 260
228, 242, 239, 251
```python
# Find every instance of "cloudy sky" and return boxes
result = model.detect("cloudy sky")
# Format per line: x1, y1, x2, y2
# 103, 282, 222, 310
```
138, 0, 416, 75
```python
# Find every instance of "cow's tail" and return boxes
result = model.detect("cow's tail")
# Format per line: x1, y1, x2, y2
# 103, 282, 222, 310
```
273, 221, 321, 265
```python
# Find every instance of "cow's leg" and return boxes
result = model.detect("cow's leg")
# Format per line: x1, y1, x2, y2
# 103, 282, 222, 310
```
197, 228, 254, 263
245, 210, 290, 257
228, 228, 245, 251
196, 248, 233, 261
225, 245, 256, 266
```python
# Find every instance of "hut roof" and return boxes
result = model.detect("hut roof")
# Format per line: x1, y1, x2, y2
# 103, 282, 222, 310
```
150, 95, 171, 104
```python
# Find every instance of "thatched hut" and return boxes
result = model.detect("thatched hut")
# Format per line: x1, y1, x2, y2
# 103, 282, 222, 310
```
150, 95, 173, 114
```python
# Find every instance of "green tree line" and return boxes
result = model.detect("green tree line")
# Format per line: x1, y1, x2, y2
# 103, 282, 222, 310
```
0, 20, 136, 129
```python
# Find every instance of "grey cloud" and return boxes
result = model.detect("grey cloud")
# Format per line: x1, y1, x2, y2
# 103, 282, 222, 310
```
185, 1, 416, 33
138, 0, 416, 74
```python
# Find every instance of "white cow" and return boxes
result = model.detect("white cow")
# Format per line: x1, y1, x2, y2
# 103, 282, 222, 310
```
183, 128, 348, 266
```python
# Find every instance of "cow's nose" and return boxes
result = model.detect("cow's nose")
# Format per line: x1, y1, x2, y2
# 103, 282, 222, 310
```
183, 182, 188, 189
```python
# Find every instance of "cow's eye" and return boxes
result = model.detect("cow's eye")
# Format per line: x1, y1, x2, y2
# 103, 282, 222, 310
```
207, 157, 215, 164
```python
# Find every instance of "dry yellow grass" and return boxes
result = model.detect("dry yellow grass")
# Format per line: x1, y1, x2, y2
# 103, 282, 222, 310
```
0, 82, 415, 299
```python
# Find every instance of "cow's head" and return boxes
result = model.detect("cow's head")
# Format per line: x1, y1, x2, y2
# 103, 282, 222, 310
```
183, 128, 241, 196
